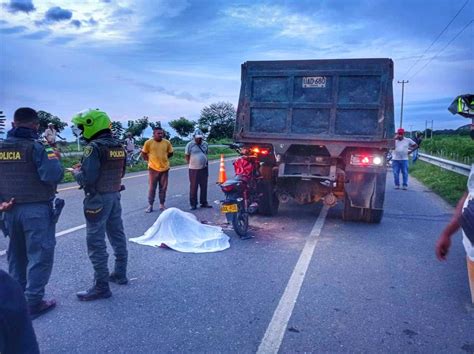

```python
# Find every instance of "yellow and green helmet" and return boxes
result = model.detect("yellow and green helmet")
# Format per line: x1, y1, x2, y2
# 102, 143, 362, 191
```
72, 109, 112, 139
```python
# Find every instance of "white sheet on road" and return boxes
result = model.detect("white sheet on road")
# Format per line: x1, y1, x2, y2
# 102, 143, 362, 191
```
129, 207, 230, 253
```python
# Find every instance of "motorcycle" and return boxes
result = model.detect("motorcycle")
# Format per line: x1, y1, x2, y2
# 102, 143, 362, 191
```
218, 143, 267, 238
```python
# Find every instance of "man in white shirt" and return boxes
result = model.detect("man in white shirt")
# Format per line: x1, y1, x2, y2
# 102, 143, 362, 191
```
392, 128, 417, 190
124, 132, 135, 154
44, 123, 57, 147
185, 129, 212, 210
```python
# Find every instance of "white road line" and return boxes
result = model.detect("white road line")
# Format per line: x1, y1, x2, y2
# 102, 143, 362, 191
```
57, 159, 226, 192
2, 158, 233, 255
55, 224, 86, 237
257, 206, 329, 354
0, 224, 87, 256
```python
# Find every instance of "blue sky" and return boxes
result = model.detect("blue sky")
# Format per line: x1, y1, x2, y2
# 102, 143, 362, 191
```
0, 0, 473, 139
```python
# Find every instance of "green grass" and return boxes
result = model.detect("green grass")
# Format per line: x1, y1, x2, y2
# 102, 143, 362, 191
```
409, 161, 467, 206
420, 135, 473, 164
60, 147, 237, 183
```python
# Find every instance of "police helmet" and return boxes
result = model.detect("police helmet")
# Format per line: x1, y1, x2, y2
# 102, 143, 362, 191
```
72, 109, 111, 140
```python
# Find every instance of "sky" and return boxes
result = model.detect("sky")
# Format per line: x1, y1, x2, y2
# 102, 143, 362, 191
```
0, 0, 473, 139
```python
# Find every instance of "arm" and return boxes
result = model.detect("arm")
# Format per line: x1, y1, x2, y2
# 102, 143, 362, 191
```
73, 145, 101, 193
141, 141, 149, 161
33, 143, 64, 184
435, 192, 468, 261
167, 141, 174, 158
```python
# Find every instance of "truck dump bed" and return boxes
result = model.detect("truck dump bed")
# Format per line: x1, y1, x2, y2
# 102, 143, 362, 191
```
235, 59, 395, 145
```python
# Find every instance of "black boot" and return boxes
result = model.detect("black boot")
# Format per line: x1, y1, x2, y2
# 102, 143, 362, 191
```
109, 272, 128, 285
77, 282, 112, 301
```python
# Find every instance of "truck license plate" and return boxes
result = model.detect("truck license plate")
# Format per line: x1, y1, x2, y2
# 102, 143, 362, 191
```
221, 204, 238, 213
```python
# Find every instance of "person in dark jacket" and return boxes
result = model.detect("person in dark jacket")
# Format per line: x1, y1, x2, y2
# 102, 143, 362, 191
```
71, 109, 128, 301
0, 107, 63, 319
0, 269, 39, 354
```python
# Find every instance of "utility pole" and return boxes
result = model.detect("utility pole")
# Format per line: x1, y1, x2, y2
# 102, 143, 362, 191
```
397, 80, 409, 128
431, 120, 434, 139
425, 120, 428, 139
408, 124, 414, 137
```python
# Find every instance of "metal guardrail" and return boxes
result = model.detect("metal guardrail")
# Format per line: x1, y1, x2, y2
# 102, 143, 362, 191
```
419, 153, 471, 176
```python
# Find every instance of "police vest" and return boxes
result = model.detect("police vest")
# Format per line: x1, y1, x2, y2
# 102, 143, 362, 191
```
90, 140, 125, 193
0, 139, 56, 203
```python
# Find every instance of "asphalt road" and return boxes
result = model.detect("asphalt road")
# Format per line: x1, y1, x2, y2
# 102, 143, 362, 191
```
1, 160, 473, 353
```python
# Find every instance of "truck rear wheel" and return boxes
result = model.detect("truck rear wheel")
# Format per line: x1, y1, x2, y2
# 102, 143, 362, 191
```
342, 194, 363, 221
259, 180, 279, 216
362, 208, 384, 224
343, 195, 383, 223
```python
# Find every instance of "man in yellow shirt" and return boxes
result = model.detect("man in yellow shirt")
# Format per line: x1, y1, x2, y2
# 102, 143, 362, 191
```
141, 127, 173, 213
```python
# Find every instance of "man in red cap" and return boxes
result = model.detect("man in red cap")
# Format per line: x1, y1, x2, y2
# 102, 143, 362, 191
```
392, 128, 418, 190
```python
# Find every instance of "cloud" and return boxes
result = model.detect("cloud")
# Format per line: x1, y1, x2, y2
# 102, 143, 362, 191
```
6, 0, 35, 14
49, 36, 75, 45
87, 18, 98, 26
0, 25, 28, 34
71, 20, 81, 28
116, 75, 209, 102
224, 4, 333, 41
44, 6, 73, 22
22, 30, 50, 40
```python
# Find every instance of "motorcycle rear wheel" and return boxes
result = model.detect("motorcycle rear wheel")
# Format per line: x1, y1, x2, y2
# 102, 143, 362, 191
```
232, 210, 249, 237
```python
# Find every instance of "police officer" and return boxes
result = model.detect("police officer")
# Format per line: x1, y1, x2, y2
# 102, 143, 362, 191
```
71, 109, 128, 301
0, 107, 63, 319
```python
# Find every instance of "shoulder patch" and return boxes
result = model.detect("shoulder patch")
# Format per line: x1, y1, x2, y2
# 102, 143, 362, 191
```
83, 145, 93, 158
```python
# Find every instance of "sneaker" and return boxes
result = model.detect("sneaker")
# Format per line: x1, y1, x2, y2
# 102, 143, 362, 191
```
145, 205, 153, 213
402, 185, 408, 190
77, 283, 112, 301
200, 204, 213, 208
190, 206, 197, 210
159, 204, 166, 211
28, 299, 57, 320
394, 185, 400, 190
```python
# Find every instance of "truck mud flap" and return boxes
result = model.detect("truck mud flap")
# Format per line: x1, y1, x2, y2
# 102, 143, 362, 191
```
344, 171, 386, 209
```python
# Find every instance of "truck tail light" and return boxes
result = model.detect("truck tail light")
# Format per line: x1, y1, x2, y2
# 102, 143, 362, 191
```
251, 146, 270, 155
350, 154, 384, 166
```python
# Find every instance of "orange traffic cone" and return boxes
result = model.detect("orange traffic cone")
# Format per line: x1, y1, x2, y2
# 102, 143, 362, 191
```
218, 154, 227, 183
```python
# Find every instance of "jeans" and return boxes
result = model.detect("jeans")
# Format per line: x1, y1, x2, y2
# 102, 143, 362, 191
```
392, 159, 409, 187
412, 149, 419, 162
86, 192, 128, 283
5, 202, 56, 306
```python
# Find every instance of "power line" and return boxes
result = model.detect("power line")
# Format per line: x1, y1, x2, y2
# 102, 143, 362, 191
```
410, 19, 473, 80
403, 0, 471, 77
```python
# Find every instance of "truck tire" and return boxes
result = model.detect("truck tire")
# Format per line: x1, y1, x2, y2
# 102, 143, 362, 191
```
342, 194, 363, 221
343, 195, 384, 223
259, 180, 279, 216
362, 208, 384, 224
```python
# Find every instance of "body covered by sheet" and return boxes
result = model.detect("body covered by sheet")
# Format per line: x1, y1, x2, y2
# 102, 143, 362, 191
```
129, 207, 230, 253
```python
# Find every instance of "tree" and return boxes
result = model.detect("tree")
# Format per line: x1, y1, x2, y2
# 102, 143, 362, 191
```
126, 116, 149, 138
111, 121, 125, 140
169, 117, 195, 139
198, 102, 236, 141
37, 110, 68, 134
149, 120, 170, 139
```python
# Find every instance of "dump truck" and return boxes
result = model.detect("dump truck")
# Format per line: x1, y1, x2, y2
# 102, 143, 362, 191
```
234, 58, 395, 223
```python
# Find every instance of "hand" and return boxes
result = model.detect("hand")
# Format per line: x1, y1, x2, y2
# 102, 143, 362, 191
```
0, 198, 15, 211
436, 234, 451, 261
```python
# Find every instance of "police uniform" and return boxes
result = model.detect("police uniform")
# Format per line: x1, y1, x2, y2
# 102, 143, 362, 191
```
74, 132, 128, 297
0, 127, 63, 308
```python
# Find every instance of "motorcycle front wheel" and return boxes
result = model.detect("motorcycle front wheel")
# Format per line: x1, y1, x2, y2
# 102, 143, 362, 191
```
232, 210, 249, 237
